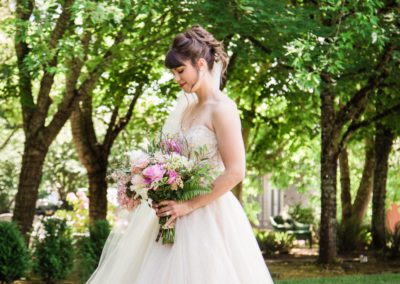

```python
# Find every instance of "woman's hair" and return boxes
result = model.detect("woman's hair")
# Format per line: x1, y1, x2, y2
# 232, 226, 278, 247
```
164, 24, 229, 82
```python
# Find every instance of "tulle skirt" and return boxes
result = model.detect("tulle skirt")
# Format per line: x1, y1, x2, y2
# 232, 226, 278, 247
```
86, 191, 274, 284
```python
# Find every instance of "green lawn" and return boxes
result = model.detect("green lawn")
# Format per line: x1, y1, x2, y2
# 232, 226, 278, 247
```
275, 273, 400, 284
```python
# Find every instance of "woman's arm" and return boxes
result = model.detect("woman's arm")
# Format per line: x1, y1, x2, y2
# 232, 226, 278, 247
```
155, 100, 246, 226
187, 100, 246, 211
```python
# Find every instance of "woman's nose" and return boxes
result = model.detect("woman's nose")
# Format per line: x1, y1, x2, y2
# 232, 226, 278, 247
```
173, 72, 180, 82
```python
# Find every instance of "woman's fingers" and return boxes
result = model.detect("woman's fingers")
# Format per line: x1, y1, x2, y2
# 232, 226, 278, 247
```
164, 216, 176, 228
158, 200, 174, 207
156, 206, 172, 216
155, 201, 174, 216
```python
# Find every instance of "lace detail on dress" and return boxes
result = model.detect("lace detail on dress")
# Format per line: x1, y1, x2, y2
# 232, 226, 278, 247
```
179, 125, 225, 176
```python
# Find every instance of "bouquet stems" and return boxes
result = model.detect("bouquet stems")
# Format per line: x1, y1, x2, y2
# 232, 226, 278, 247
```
155, 216, 175, 245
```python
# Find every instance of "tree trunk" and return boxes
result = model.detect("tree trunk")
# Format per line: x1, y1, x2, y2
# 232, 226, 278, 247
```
319, 86, 339, 264
319, 149, 338, 263
372, 125, 394, 249
88, 168, 108, 223
352, 137, 375, 222
12, 142, 48, 241
70, 105, 109, 223
70, 80, 143, 224
338, 137, 375, 253
339, 148, 352, 222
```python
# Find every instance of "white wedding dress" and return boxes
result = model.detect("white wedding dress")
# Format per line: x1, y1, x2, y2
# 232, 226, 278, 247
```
86, 91, 274, 284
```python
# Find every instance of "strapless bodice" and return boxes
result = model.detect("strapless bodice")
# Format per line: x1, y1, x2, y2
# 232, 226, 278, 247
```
179, 124, 225, 175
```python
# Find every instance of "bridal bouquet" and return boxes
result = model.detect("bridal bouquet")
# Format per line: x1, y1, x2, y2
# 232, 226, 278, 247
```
109, 133, 214, 244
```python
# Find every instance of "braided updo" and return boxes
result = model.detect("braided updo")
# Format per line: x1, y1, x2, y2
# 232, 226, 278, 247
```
164, 24, 229, 82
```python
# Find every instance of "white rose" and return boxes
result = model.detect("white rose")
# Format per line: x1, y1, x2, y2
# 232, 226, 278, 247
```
128, 150, 150, 168
130, 174, 147, 190
154, 150, 167, 163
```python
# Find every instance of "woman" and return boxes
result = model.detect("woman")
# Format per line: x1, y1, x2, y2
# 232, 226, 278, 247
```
87, 24, 274, 284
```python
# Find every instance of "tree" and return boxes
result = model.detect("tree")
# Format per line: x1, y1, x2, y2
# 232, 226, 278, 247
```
68, 1, 204, 223
7, 0, 173, 239
285, 0, 399, 263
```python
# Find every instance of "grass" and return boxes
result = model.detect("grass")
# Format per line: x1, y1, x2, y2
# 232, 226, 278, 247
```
275, 273, 400, 284
266, 247, 400, 281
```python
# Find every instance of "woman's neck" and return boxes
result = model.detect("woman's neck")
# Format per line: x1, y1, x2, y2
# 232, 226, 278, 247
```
194, 85, 223, 105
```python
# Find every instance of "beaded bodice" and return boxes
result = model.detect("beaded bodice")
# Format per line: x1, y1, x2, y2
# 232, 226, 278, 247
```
179, 124, 225, 176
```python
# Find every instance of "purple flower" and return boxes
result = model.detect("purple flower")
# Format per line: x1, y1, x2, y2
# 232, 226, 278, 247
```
161, 139, 182, 154
167, 170, 178, 184
142, 164, 166, 184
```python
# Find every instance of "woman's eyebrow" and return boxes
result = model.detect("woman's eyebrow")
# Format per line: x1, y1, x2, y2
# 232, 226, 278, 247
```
171, 67, 183, 72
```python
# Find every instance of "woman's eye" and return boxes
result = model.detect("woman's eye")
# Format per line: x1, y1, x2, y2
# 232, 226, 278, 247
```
178, 70, 184, 74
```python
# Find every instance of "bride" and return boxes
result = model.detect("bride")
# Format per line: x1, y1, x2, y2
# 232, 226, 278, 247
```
86, 24, 274, 284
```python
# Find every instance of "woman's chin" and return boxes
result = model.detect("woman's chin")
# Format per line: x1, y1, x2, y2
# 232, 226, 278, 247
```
182, 85, 192, 92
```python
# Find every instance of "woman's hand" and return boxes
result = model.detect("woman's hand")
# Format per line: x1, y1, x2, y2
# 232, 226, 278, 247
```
153, 200, 194, 228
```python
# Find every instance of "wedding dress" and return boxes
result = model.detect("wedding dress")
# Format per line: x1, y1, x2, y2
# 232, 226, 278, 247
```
86, 62, 274, 284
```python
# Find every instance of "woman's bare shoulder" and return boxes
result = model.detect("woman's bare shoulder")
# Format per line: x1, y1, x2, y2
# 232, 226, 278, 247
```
210, 95, 240, 132
211, 95, 238, 115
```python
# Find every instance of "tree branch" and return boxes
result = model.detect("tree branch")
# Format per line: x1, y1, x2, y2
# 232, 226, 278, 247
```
70, 93, 101, 169
15, 0, 35, 134
30, 0, 75, 136
335, 43, 394, 128
47, 0, 75, 50
102, 100, 121, 151
246, 35, 272, 54
103, 83, 145, 153
0, 127, 21, 151
338, 102, 400, 153
43, 31, 92, 146
76, 8, 142, 98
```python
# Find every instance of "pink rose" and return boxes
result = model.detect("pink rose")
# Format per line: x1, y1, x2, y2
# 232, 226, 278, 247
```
142, 164, 166, 184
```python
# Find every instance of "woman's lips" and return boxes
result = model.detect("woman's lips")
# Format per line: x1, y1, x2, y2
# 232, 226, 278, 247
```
180, 83, 186, 87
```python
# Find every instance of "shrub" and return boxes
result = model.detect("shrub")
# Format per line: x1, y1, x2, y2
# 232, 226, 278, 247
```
31, 217, 74, 284
337, 217, 372, 253
0, 161, 18, 214
0, 221, 31, 284
288, 204, 315, 225
256, 230, 294, 256
88, 219, 111, 261
75, 219, 111, 283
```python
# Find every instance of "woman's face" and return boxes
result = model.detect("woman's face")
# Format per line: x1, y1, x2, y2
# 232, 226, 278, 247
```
170, 59, 206, 92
